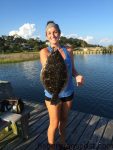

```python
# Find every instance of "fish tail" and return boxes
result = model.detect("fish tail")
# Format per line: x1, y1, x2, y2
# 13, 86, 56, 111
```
51, 94, 61, 105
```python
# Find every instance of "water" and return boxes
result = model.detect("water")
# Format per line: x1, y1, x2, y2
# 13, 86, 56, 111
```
0, 54, 113, 119
0, 60, 44, 102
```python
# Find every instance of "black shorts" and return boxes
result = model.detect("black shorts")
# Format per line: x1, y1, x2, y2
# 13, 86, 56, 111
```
45, 92, 74, 102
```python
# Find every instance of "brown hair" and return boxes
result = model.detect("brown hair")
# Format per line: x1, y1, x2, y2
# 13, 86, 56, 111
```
46, 21, 61, 34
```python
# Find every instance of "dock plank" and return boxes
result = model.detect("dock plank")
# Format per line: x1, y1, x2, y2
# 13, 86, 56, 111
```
66, 112, 86, 143
97, 119, 113, 150
67, 113, 93, 144
77, 115, 100, 145
1, 101, 113, 150
88, 117, 108, 149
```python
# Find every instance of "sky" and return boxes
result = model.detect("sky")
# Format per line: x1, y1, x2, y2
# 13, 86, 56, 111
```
0, 0, 113, 46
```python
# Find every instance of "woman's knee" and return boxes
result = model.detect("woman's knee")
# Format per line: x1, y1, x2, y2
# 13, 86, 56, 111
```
49, 120, 59, 130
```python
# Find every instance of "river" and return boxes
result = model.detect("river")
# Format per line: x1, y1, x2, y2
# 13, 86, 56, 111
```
0, 54, 113, 118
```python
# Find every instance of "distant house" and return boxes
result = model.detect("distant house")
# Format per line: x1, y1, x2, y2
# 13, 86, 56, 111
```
82, 47, 103, 51
21, 43, 34, 50
83, 48, 88, 51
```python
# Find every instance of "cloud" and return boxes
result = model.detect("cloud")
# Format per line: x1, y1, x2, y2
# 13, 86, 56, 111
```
65, 34, 78, 39
9, 23, 36, 39
99, 38, 113, 45
65, 33, 94, 44
78, 36, 94, 44
64, 33, 113, 46
61, 33, 64, 37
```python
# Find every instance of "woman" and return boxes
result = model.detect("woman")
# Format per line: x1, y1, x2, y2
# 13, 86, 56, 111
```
40, 21, 84, 149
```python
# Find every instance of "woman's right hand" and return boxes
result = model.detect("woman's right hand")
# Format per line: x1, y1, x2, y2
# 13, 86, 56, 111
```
75, 75, 84, 86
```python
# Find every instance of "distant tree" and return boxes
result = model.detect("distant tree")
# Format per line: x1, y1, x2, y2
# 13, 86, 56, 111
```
0, 37, 5, 53
108, 45, 113, 51
0, 35, 102, 53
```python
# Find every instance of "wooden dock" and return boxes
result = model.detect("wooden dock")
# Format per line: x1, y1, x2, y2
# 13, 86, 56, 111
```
1, 100, 113, 150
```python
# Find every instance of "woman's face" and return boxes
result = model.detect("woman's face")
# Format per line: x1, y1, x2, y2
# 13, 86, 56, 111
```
46, 27, 60, 45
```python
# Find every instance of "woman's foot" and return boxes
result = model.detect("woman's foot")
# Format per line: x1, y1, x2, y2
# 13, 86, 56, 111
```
48, 144, 55, 150
58, 143, 70, 150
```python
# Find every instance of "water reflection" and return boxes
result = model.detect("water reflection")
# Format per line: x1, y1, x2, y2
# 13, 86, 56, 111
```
21, 61, 38, 80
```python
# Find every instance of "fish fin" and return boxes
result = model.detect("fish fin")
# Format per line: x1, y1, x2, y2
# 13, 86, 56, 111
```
51, 94, 61, 105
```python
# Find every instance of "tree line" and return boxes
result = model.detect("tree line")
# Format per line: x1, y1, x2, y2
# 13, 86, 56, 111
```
0, 35, 108, 54
0, 35, 46, 53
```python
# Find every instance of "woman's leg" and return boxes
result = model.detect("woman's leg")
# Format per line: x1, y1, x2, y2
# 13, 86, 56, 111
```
45, 100, 61, 146
58, 100, 72, 145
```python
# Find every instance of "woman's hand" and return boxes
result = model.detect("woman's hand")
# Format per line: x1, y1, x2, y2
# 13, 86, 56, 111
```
75, 75, 84, 86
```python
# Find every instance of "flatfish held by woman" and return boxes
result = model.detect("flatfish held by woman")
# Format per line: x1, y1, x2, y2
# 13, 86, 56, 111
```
40, 48, 68, 104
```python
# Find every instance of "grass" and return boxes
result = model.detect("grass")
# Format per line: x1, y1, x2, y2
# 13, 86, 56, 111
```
0, 52, 40, 64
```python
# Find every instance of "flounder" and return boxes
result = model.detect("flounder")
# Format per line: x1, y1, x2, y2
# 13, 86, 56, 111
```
40, 48, 68, 104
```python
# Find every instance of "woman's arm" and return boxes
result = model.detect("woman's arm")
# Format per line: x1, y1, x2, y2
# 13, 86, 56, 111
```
40, 48, 49, 67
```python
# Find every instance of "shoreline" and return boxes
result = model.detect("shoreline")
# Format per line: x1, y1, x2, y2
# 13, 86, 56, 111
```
0, 50, 113, 64
73, 50, 113, 54
0, 52, 40, 64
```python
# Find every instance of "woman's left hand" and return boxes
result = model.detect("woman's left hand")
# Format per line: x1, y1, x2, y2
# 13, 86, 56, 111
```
75, 75, 84, 86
